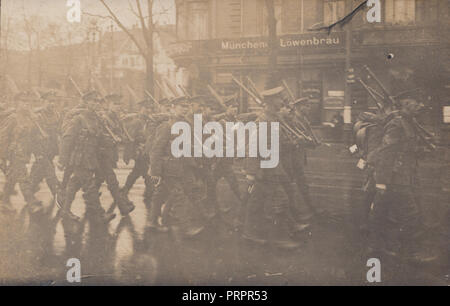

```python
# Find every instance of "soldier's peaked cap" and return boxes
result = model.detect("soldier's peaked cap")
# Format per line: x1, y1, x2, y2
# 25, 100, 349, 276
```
189, 95, 210, 106
82, 90, 100, 101
104, 93, 123, 103
260, 86, 284, 98
170, 96, 189, 105
137, 98, 152, 107
40, 91, 56, 100
158, 98, 171, 105
290, 97, 309, 107
15, 91, 34, 101
394, 88, 424, 101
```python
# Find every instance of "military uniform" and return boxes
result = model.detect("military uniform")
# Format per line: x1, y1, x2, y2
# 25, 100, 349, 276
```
28, 100, 61, 200
242, 87, 304, 249
121, 99, 164, 209
200, 105, 242, 218
93, 106, 135, 216
367, 106, 425, 256
59, 93, 115, 222
0, 96, 40, 213
148, 98, 204, 236
281, 101, 317, 222
353, 112, 387, 231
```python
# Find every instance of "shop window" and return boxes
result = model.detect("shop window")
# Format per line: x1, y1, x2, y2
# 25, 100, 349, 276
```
384, 0, 415, 24
322, 70, 345, 124
323, 0, 346, 25
188, 1, 209, 40
443, 106, 450, 124
299, 69, 322, 125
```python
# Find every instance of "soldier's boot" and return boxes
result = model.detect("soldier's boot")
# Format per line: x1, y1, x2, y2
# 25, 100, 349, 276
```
203, 180, 218, 220
121, 171, 139, 197
147, 199, 169, 232
270, 207, 301, 250
241, 195, 268, 245
1, 184, 16, 214
108, 179, 135, 216
60, 184, 81, 222
117, 197, 135, 216
27, 200, 44, 215
160, 201, 174, 227
60, 207, 80, 222
182, 200, 205, 238
222, 176, 241, 214
20, 181, 44, 215
107, 183, 135, 216
84, 191, 116, 224
286, 212, 311, 235
45, 171, 61, 200
30, 181, 41, 195
1, 188, 18, 197
28, 161, 43, 195
298, 184, 323, 220
203, 196, 218, 220
90, 207, 116, 224
0, 200, 15, 214
285, 196, 311, 235
183, 223, 205, 238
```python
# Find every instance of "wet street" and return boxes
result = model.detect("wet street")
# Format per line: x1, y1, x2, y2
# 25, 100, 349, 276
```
0, 160, 448, 286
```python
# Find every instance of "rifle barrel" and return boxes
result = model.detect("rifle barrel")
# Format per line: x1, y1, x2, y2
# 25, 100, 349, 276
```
282, 80, 295, 102
232, 76, 263, 105
363, 65, 396, 106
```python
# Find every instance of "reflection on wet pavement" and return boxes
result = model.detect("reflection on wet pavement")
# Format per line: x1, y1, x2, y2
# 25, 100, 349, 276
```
0, 167, 447, 286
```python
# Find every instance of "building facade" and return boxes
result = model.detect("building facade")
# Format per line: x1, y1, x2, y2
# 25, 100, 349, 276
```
171, 0, 450, 141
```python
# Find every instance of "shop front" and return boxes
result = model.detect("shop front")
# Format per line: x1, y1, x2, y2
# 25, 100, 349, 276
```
170, 31, 348, 124
169, 25, 448, 142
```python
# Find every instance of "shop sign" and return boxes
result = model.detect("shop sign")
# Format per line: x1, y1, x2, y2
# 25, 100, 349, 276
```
218, 32, 344, 52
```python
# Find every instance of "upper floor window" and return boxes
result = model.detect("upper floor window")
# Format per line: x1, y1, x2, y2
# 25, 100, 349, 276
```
241, 0, 264, 36
281, 0, 302, 34
241, 0, 282, 37
415, 0, 439, 24
188, 1, 209, 40
385, 0, 415, 24
323, 0, 345, 25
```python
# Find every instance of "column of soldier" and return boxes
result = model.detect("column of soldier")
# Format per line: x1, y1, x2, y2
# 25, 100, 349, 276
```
0, 70, 436, 259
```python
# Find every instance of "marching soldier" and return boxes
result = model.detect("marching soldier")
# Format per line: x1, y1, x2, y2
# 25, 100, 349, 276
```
242, 86, 302, 250
148, 96, 205, 236
367, 98, 433, 262
286, 97, 320, 222
93, 94, 135, 216
121, 98, 166, 213
28, 92, 61, 201
352, 111, 387, 232
58, 91, 116, 223
202, 101, 243, 219
0, 92, 42, 214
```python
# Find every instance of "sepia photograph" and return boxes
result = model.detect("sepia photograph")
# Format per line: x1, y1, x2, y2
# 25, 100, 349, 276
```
0, 0, 448, 290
